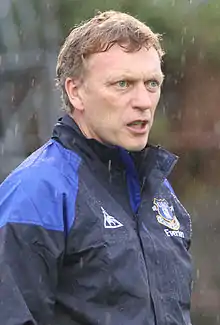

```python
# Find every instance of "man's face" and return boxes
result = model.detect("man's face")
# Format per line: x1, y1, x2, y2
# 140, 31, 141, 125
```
71, 44, 163, 151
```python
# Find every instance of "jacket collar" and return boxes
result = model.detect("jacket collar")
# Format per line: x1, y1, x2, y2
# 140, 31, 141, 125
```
52, 114, 178, 180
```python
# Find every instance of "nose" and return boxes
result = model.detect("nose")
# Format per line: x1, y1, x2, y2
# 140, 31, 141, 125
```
132, 83, 153, 111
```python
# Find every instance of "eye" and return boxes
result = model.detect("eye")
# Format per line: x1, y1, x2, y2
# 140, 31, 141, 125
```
146, 79, 160, 92
116, 80, 130, 89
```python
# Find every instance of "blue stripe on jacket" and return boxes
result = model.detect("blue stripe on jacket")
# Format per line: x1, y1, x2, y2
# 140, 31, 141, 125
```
0, 140, 81, 232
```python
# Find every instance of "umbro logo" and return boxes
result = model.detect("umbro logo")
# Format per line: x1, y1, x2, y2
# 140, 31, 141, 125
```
101, 207, 124, 229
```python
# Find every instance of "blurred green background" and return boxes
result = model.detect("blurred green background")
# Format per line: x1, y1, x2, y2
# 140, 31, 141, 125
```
1, 0, 220, 323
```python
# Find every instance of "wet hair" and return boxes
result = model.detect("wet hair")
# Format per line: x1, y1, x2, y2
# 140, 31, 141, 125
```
56, 10, 164, 112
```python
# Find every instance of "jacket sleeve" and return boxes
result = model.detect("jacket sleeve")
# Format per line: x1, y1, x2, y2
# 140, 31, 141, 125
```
0, 171, 66, 325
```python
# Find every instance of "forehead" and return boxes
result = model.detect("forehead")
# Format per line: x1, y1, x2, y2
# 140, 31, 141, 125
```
85, 44, 162, 79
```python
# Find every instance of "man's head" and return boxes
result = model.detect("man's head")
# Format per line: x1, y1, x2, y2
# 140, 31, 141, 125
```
56, 10, 164, 151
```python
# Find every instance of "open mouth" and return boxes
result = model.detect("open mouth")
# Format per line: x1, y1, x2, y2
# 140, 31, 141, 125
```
127, 120, 148, 128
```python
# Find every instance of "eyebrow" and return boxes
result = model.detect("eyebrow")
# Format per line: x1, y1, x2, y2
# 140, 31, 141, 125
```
151, 72, 165, 81
107, 72, 164, 83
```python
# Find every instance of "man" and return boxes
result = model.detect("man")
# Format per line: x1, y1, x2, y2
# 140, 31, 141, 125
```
0, 10, 192, 325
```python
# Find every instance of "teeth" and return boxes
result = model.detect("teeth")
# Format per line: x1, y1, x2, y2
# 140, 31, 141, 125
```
131, 121, 143, 125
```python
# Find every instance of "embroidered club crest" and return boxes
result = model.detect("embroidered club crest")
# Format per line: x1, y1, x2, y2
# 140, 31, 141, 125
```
152, 198, 180, 230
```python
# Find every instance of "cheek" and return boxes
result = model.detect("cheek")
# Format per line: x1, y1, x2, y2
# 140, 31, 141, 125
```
99, 95, 125, 122
151, 92, 161, 110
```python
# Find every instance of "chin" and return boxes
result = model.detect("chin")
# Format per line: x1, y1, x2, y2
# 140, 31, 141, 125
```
122, 141, 148, 152
128, 146, 146, 152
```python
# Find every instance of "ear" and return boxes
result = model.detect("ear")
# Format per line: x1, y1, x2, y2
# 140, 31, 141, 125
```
65, 77, 84, 111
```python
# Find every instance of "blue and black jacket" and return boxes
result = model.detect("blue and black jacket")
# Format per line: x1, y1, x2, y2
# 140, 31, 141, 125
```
0, 114, 192, 325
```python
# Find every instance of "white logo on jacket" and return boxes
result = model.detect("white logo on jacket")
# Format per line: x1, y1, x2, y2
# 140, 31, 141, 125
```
101, 207, 124, 229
